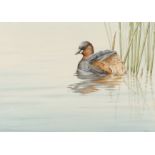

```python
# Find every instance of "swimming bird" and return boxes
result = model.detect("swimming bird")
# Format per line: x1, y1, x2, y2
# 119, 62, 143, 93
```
75, 41, 126, 76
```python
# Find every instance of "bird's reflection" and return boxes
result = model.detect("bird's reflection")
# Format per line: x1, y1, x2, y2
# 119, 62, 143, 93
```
69, 74, 124, 94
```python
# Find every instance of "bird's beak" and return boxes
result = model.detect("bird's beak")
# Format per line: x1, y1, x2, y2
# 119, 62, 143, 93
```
75, 49, 82, 55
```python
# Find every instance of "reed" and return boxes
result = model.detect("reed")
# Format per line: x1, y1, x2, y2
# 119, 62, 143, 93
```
112, 32, 116, 50
123, 23, 140, 64
134, 23, 142, 74
132, 23, 139, 73
118, 23, 122, 58
150, 29, 155, 75
146, 23, 151, 73
136, 23, 150, 75
104, 23, 112, 48
126, 23, 132, 71
105, 22, 155, 77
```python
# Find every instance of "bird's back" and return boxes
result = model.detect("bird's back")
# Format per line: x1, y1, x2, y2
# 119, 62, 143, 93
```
77, 50, 126, 76
90, 50, 126, 75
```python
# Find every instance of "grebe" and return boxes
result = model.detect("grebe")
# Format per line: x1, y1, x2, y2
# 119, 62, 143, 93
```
75, 41, 126, 76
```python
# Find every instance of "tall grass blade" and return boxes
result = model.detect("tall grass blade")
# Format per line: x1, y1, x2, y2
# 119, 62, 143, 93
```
150, 30, 155, 75
136, 23, 150, 75
135, 23, 142, 73
119, 23, 122, 58
123, 23, 140, 63
104, 23, 111, 48
112, 32, 116, 50
146, 23, 151, 73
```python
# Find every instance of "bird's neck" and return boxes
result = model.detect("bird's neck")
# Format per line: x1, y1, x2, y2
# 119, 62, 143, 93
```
82, 52, 93, 59
83, 55, 92, 59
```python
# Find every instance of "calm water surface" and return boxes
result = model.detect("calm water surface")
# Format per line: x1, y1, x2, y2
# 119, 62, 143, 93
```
0, 23, 155, 131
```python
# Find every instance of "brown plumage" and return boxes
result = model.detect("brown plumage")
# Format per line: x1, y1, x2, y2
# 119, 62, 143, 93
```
92, 52, 126, 75
76, 41, 126, 76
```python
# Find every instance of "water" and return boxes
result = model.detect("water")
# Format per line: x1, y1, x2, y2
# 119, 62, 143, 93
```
0, 23, 155, 131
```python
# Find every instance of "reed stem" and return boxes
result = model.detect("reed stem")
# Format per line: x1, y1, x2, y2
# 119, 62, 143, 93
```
136, 23, 150, 75
123, 23, 140, 63
112, 32, 116, 50
119, 23, 122, 58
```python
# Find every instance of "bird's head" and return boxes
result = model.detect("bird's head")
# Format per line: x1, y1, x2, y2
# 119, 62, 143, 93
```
75, 41, 94, 58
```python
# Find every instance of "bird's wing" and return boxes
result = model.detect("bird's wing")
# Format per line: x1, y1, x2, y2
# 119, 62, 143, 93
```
88, 50, 116, 74
90, 61, 112, 74
98, 52, 126, 75
87, 50, 116, 63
